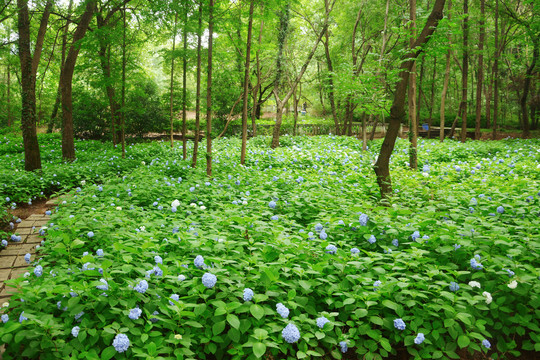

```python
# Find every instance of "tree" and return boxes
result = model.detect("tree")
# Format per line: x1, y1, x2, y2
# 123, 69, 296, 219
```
440, 0, 452, 142
170, 13, 178, 148
475, 0, 485, 140
408, 0, 418, 169
460, 0, 468, 143
374, 0, 446, 199
61, 0, 96, 161
17, 0, 52, 171
192, 1, 202, 168
240, 0, 255, 165
206, 0, 214, 176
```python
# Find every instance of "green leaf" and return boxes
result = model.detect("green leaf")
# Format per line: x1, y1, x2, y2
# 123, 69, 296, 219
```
343, 298, 355, 305
253, 342, 266, 358
457, 335, 470, 348
101, 347, 116, 360
382, 300, 398, 311
369, 316, 383, 326
227, 314, 240, 329
297, 351, 307, 359
380, 338, 392, 352
250, 304, 265, 320
213, 321, 226, 336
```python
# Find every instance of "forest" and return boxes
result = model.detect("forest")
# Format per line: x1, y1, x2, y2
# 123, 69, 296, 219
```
0, 0, 539, 359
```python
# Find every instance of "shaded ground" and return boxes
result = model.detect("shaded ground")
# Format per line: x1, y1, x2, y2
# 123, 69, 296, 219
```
8, 199, 52, 222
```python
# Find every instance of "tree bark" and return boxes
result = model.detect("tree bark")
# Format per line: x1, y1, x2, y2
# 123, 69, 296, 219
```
120, 5, 126, 158
408, 0, 418, 170
192, 2, 202, 168
241, 0, 254, 165
439, 0, 451, 142
170, 13, 178, 148
374, 0, 446, 199
251, 15, 264, 137
61, 0, 96, 161
182, 8, 188, 160
475, 0, 485, 140
427, 57, 436, 138
323, 0, 338, 135
460, 0, 469, 143
17, 0, 52, 171
206, 0, 214, 176
493, 0, 499, 140
520, 39, 538, 138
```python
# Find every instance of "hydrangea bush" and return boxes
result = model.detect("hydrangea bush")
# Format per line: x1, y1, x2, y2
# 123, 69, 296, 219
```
0, 135, 539, 360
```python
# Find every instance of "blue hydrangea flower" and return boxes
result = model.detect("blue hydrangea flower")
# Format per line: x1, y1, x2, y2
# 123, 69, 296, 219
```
373, 280, 382, 290
1, 314, 8, 323
24, 253, 31, 264
134, 280, 149, 293
315, 223, 323, 232
339, 341, 348, 353
34, 265, 43, 277
74, 311, 84, 321
368, 235, 376, 244
504, 268, 515, 277
320, 230, 328, 240
325, 245, 337, 254
87, 231, 94, 238
271, 215, 278, 221
471, 198, 478, 205
359, 213, 368, 226
449, 282, 459, 292
393, 318, 406, 330
470, 258, 483, 270
496, 206, 504, 214
350, 247, 360, 254
392, 239, 399, 247
45, 210, 51, 216
169, 294, 180, 305
96, 279, 108, 291
150, 311, 159, 323
194, 255, 204, 268
71, 326, 80, 338
129, 307, 142, 320
155, 256, 163, 264
243, 288, 254, 302
112, 333, 130, 353
482, 339, 491, 349
316, 316, 329, 329
269, 201, 276, 209
411, 231, 420, 240
202, 273, 217, 288
19, 312, 28, 323
454, 244, 461, 250
96, 249, 104, 257
1, 240, 7, 247
414, 333, 425, 344
276, 303, 289, 318
282, 323, 300, 343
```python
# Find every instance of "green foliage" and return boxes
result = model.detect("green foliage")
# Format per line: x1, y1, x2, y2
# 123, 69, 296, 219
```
0, 135, 538, 359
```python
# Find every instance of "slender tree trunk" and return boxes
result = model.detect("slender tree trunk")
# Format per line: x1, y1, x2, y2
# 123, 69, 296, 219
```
251, 15, 264, 136
206, 0, 214, 176
460, 0, 469, 143
370, 116, 378, 141
485, 67, 492, 129
170, 13, 178, 148
61, 0, 95, 161
6, 39, 10, 127
241, 0, 255, 165
120, 5, 126, 158
192, 2, 202, 168
182, 9, 188, 160
520, 40, 538, 138
440, 0, 452, 142
49, 0, 72, 134
408, 0, 418, 169
374, 0, 446, 198
493, 0, 499, 140
428, 57, 436, 138
323, 0, 338, 135
475, 0, 485, 140
362, 113, 368, 150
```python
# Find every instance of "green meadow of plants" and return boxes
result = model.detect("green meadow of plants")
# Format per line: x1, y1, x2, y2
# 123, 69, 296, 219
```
0, 134, 539, 360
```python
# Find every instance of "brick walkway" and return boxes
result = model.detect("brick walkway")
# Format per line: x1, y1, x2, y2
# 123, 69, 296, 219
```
0, 200, 54, 359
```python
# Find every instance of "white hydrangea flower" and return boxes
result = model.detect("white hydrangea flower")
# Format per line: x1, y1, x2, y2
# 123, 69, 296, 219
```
468, 281, 481, 288
200, 206, 206, 210
116, 206, 122, 210
508, 280, 518, 289
171, 199, 180, 208
482, 291, 492, 304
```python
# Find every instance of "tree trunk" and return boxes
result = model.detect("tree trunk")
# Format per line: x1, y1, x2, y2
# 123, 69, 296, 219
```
520, 40, 538, 138
251, 15, 264, 137
323, 0, 338, 135
182, 9, 188, 160
17, 0, 52, 171
493, 0, 499, 140
427, 57, 436, 138
440, 0, 452, 142
475, 0, 484, 140
192, 2, 202, 168
374, 0, 446, 199
6, 37, 10, 127
61, 0, 95, 161
362, 113, 368, 151
271, 97, 284, 148
241, 0, 255, 165
293, 83, 299, 136
206, 0, 214, 176
369, 116, 378, 141
460, 0, 469, 143
120, 5, 126, 158
170, 13, 178, 148
408, 0, 418, 170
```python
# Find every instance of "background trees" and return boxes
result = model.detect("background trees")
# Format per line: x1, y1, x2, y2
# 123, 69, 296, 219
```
0, 0, 536, 174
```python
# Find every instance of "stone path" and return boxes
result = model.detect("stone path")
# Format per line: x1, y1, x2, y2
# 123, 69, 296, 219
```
0, 199, 54, 359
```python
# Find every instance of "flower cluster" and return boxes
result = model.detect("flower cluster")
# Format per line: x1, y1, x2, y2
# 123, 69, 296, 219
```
281, 323, 300, 343
393, 318, 406, 330
276, 303, 289, 318
202, 273, 217, 288
243, 288, 254, 302
112, 333, 130, 353
316, 316, 329, 329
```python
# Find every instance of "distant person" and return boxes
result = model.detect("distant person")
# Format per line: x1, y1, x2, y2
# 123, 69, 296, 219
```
301, 102, 307, 115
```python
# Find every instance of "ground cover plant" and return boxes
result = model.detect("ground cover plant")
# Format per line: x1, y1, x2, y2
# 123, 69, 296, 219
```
0, 135, 539, 360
